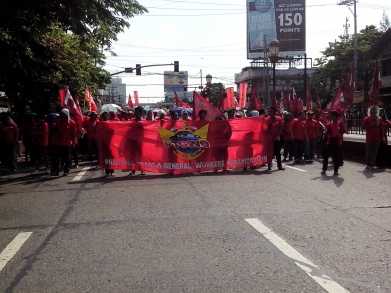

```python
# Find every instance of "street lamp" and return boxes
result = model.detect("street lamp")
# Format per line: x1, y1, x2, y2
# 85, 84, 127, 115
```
206, 74, 212, 84
269, 40, 280, 100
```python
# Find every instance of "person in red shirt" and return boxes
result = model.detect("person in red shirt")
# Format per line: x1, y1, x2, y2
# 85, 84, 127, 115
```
51, 108, 77, 176
83, 111, 99, 165
128, 106, 145, 176
21, 115, 37, 166
30, 114, 50, 175
282, 112, 294, 161
291, 111, 306, 163
361, 105, 383, 169
266, 106, 285, 170
321, 110, 345, 176
0, 113, 19, 171
304, 111, 318, 163
376, 108, 390, 168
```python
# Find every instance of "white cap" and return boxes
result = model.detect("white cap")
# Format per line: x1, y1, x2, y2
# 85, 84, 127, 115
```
61, 109, 70, 115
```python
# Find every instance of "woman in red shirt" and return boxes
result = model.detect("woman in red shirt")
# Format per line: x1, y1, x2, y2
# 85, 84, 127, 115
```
361, 105, 383, 169
291, 112, 306, 163
282, 113, 294, 161
375, 108, 390, 168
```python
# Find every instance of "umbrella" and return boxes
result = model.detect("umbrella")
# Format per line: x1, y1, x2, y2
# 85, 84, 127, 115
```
98, 104, 122, 113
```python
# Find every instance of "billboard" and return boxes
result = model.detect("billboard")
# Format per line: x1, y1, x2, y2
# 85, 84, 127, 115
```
247, 0, 306, 59
164, 71, 188, 92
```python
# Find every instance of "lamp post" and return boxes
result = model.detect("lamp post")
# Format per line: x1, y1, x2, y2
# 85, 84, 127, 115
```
269, 40, 280, 103
204, 74, 212, 100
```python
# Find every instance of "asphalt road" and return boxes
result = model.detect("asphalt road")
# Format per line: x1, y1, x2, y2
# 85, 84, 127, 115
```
0, 158, 390, 293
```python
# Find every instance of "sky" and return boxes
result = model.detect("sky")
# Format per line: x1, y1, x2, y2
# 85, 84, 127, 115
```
104, 0, 391, 103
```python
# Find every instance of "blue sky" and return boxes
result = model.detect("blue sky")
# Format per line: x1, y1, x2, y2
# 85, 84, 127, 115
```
104, 0, 391, 102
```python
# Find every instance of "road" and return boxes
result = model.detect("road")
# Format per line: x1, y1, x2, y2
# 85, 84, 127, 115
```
0, 159, 390, 293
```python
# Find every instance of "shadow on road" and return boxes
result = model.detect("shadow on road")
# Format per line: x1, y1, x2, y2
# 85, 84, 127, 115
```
311, 175, 345, 188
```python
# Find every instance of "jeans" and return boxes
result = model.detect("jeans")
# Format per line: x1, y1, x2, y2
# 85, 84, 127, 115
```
366, 140, 380, 167
293, 139, 304, 161
305, 138, 316, 160
283, 140, 293, 160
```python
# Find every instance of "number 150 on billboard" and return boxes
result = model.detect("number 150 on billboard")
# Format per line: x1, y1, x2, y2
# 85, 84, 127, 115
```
247, 0, 306, 59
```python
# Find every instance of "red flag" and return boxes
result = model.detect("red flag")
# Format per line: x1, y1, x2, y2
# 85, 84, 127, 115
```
250, 86, 262, 111
134, 91, 139, 105
217, 91, 224, 110
297, 98, 304, 113
192, 91, 224, 121
74, 93, 82, 113
225, 88, 235, 109
369, 60, 382, 106
59, 88, 66, 106
62, 87, 84, 138
342, 61, 355, 110
128, 94, 134, 108
174, 91, 191, 108
271, 89, 277, 108
330, 87, 344, 111
305, 86, 312, 110
238, 83, 247, 108
85, 87, 98, 112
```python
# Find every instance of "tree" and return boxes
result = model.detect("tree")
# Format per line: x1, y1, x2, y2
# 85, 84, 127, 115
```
0, 0, 147, 114
380, 10, 391, 32
310, 25, 383, 104
208, 83, 225, 106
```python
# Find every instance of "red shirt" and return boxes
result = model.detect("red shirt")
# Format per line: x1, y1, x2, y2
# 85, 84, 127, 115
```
266, 116, 283, 140
83, 119, 99, 140
362, 116, 382, 141
326, 121, 344, 145
53, 119, 77, 146
0, 123, 18, 144
304, 119, 318, 139
36, 121, 48, 146
291, 118, 305, 140
282, 120, 293, 141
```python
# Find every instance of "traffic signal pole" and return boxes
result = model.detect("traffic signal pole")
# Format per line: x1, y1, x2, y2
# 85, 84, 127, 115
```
110, 62, 179, 76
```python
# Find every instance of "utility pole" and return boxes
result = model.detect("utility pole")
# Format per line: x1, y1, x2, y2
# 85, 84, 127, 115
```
343, 17, 350, 38
338, 0, 357, 91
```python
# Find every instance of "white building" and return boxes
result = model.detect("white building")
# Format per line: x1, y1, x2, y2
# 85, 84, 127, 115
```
102, 78, 127, 105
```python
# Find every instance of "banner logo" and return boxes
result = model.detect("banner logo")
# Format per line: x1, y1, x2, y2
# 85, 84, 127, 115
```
158, 124, 210, 160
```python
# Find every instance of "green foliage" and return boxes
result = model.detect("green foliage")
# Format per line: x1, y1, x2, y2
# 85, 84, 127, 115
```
310, 25, 383, 100
208, 83, 225, 106
0, 0, 147, 113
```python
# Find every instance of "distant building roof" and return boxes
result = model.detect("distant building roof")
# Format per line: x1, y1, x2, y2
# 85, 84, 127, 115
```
364, 28, 391, 59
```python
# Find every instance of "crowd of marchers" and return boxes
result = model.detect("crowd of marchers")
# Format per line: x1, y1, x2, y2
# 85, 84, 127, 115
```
0, 104, 390, 178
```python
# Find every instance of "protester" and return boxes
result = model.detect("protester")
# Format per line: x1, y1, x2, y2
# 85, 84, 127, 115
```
99, 111, 115, 177
321, 110, 345, 176
30, 114, 50, 175
282, 112, 294, 161
51, 109, 77, 176
181, 110, 191, 121
198, 110, 207, 121
304, 111, 318, 163
83, 111, 99, 165
361, 105, 383, 170
266, 107, 285, 171
145, 109, 154, 121
291, 111, 306, 163
0, 113, 19, 172
227, 108, 235, 119
128, 106, 145, 176
375, 108, 390, 168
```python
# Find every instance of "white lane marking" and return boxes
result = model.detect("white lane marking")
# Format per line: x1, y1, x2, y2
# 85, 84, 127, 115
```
245, 218, 350, 293
282, 164, 307, 172
0, 232, 33, 272
72, 167, 91, 181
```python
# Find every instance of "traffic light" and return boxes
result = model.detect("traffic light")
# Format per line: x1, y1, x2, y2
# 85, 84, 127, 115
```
136, 64, 141, 75
183, 85, 187, 92
174, 61, 179, 72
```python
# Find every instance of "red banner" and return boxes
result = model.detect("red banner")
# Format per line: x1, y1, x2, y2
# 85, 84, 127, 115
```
134, 91, 139, 105
97, 117, 273, 174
